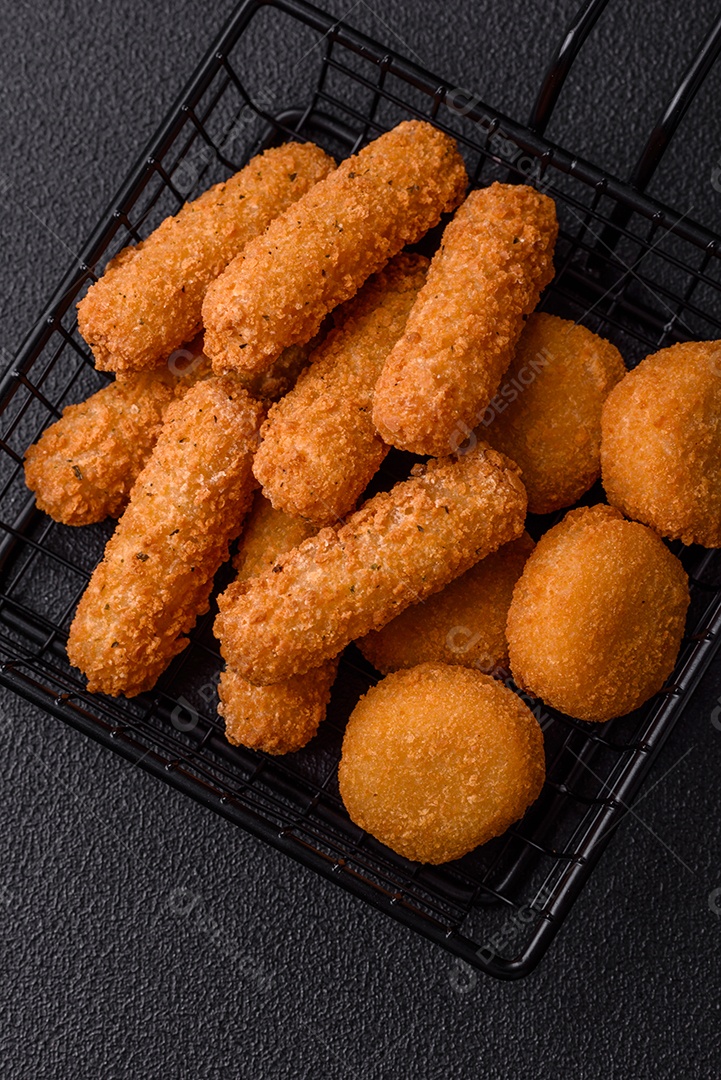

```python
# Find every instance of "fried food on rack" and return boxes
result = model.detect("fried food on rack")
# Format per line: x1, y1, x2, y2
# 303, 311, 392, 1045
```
506, 505, 689, 722
219, 492, 337, 754
23, 326, 322, 527
357, 531, 534, 675
67, 376, 263, 697
253, 254, 428, 526
220, 660, 338, 756
338, 664, 545, 864
215, 442, 527, 685
372, 183, 557, 457
483, 313, 626, 514
23, 337, 210, 526
601, 341, 721, 547
77, 143, 335, 374
202, 120, 467, 376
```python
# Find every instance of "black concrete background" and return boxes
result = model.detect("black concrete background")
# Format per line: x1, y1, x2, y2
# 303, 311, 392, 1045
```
2, 2, 721, 1077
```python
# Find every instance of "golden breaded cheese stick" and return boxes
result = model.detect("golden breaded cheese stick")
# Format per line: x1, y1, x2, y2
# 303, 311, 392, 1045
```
24, 337, 209, 526
67, 376, 264, 697
357, 531, 534, 674
373, 183, 558, 456
253, 254, 428, 526
78, 143, 335, 374
215, 443, 527, 684
220, 663, 338, 755
219, 493, 337, 754
202, 120, 467, 376
24, 331, 319, 527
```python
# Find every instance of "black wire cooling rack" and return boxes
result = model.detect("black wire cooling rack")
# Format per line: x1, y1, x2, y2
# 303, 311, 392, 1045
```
2, 0, 721, 979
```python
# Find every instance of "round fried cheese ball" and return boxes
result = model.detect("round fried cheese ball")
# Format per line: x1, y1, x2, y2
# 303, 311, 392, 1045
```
338, 664, 545, 864
601, 341, 721, 547
506, 505, 689, 722
484, 313, 626, 514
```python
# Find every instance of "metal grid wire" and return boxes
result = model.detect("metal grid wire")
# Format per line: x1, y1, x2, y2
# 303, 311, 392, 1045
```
1, 0, 721, 978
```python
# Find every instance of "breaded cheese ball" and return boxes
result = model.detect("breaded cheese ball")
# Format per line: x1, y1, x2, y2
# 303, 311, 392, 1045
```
484, 313, 626, 514
357, 531, 534, 674
601, 341, 721, 547
506, 505, 690, 722
338, 664, 545, 864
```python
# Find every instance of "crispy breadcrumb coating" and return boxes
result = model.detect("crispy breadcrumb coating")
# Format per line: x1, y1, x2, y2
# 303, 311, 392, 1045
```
601, 341, 721, 547
219, 492, 337, 754
24, 338, 210, 526
202, 121, 467, 375
372, 183, 558, 456
357, 531, 534, 674
506, 505, 689, 722
253, 254, 428, 526
24, 329, 318, 527
78, 143, 335, 374
483, 313, 626, 514
338, 664, 545, 864
220, 661, 338, 755
232, 492, 317, 578
215, 442, 527, 684
67, 377, 263, 697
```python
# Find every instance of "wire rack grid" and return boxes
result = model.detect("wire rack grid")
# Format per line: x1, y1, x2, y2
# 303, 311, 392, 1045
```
1, 0, 721, 979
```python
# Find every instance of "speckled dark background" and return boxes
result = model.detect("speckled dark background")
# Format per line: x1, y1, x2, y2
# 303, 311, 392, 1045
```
2, 2, 721, 1077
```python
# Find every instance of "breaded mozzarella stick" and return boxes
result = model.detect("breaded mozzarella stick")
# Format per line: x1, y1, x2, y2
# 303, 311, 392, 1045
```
219, 492, 337, 755
24, 338, 209, 525
215, 443, 527, 684
253, 254, 428, 526
67, 377, 263, 697
202, 120, 467, 375
78, 143, 335, 374
373, 183, 558, 456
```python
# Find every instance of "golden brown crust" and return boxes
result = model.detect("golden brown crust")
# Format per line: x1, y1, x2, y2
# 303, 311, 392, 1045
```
253, 254, 428, 526
357, 531, 534, 674
24, 338, 210, 526
25, 370, 176, 526
483, 313, 626, 514
202, 121, 467, 375
601, 341, 721, 547
372, 183, 558, 456
232, 492, 317, 580
221, 492, 335, 753
338, 664, 545, 864
67, 376, 264, 696
506, 505, 690, 722
219, 659, 338, 755
215, 442, 527, 684
78, 143, 335, 373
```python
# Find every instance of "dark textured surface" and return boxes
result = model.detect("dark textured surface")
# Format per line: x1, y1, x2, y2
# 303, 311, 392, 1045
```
2, 2, 721, 1077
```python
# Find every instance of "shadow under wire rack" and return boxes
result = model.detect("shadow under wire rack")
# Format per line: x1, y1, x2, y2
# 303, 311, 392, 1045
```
1, 0, 721, 979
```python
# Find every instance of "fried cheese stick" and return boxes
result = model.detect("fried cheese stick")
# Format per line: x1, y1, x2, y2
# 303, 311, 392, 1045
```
78, 143, 335, 374
215, 443, 527, 684
253, 254, 428, 526
373, 183, 558, 456
219, 493, 337, 755
67, 377, 263, 697
24, 337, 210, 525
202, 120, 467, 376
24, 330, 321, 527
